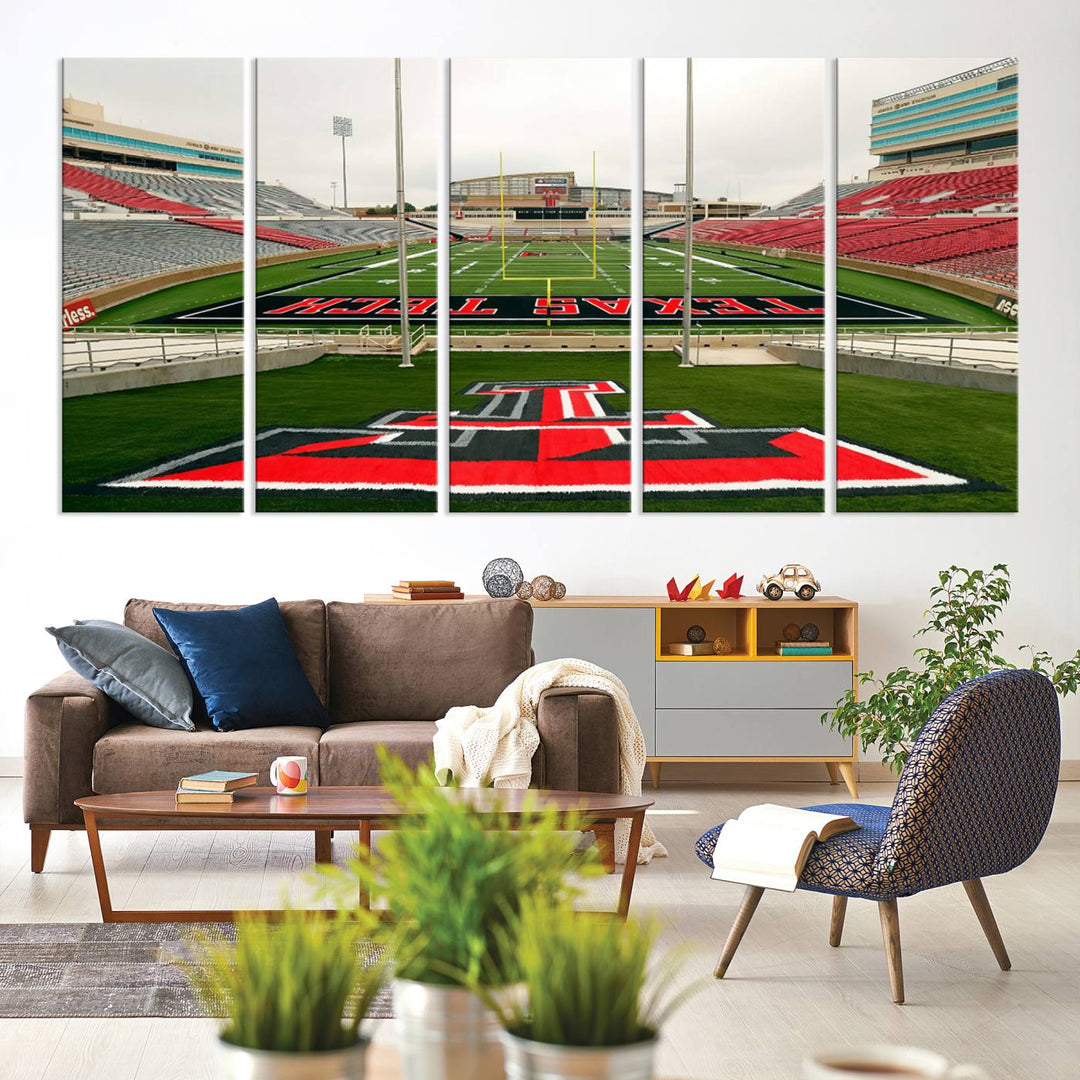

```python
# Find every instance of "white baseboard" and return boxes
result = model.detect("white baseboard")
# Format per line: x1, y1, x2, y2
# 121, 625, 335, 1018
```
0, 757, 24, 778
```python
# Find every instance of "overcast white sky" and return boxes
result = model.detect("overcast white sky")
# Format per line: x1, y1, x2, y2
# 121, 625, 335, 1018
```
258, 59, 437, 208
452, 59, 629, 188
63, 59, 242, 146
839, 58, 1002, 182
646, 59, 823, 206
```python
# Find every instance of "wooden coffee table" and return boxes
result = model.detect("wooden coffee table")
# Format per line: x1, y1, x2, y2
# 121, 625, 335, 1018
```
74, 787, 653, 924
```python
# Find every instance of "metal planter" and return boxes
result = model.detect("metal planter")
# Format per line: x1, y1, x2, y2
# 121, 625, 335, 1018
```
500, 1030, 658, 1080
215, 1037, 367, 1080
392, 978, 504, 1080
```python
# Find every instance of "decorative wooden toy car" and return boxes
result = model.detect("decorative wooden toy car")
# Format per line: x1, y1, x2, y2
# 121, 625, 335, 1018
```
757, 564, 821, 601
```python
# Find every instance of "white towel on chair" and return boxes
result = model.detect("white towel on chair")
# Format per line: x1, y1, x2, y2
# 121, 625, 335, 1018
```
433, 658, 666, 865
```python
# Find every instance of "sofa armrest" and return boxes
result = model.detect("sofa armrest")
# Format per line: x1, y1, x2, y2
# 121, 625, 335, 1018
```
24, 671, 119, 826
535, 686, 620, 794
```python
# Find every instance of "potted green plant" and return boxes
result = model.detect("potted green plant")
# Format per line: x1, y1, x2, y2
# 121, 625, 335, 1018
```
824, 565, 1080, 773
318, 750, 596, 1080
184, 907, 389, 1080
482, 898, 697, 1080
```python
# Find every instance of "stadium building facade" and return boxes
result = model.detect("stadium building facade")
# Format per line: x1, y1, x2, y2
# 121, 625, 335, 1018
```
62, 98, 243, 179
451, 171, 670, 209
867, 58, 1017, 180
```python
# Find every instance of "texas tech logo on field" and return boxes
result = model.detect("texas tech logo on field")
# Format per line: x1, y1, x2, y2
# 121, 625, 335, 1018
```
97, 379, 986, 500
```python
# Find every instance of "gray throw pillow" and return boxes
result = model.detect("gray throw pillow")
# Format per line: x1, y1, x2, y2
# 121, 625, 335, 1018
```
46, 619, 195, 732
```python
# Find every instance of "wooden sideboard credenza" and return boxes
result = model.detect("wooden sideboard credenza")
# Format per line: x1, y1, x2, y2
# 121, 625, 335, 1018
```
364, 594, 859, 797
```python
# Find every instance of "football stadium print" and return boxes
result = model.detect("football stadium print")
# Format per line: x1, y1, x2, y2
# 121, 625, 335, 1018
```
61, 56, 1016, 514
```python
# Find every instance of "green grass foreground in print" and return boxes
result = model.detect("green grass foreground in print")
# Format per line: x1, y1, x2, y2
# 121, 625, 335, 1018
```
62, 375, 242, 513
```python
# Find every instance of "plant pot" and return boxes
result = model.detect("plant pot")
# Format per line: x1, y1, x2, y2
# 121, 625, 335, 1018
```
392, 978, 504, 1080
216, 1037, 368, 1080
500, 1030, 658, 1080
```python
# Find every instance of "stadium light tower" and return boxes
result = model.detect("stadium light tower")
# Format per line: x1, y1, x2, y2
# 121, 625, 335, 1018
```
394, 59, 413, 368
332, 114, 353, 210
680, 58, 694, 368
330, 179, 338, 209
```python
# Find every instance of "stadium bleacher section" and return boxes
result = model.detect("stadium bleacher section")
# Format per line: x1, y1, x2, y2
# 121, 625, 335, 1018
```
62, 221, 295, 300
62, 157, 436, 298
656, 166, 1016, 288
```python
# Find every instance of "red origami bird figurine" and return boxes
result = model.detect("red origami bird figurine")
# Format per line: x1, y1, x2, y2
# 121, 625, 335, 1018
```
717, 573, 744, 600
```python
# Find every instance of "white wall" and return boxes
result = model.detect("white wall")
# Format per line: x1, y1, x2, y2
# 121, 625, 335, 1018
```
2, 0, 1078, 765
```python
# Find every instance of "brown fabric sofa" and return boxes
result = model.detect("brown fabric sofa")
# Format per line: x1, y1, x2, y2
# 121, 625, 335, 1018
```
24, 597, 620, 872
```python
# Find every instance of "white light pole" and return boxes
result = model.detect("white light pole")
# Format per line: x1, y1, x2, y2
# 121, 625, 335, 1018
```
330, 179, 337, 209
395, 58, 413, 368
332, 115, 353, 210
680, 58, 695, 368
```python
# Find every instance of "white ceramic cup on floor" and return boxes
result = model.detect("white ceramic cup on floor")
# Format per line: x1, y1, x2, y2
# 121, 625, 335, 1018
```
804, 1044, 990, 1080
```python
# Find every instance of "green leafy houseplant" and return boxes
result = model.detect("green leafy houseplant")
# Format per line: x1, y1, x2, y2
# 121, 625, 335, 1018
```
483, 898, 697, 1048
317, 748, 598, 989
184, 908, 389, 1054
825, 565, 1080, 774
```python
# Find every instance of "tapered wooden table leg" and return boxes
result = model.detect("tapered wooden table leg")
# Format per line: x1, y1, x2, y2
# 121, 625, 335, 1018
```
83, 812, 115, 923
314, 829, 332, 864
829, 895, 847, 947
714, 885, 765, 978
837, 762, 859, 799
878, 898, 905, 1004
616, 812, 645, 919
358, 818, 372, 911
962, 878, 1011, 971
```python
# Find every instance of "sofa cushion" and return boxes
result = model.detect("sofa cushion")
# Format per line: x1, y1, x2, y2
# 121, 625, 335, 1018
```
124, 598, 328, 706
153, 599, 329, 732
93, 722, 323, 794
319, 721, 438, 786
327, 599, 533, 722
46, 619, 194, 732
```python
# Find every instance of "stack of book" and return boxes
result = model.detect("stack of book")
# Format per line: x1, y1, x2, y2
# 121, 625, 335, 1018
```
392, 580, 465, 600
666, 642, 714, 656
175, 770, 258, 804
775, 640, 833, 656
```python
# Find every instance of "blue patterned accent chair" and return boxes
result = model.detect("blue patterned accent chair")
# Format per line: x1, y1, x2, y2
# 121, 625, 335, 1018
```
696, 670, 1061, 1003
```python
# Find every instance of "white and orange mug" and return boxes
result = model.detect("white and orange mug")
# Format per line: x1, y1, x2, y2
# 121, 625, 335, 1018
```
270, 755, 308, 796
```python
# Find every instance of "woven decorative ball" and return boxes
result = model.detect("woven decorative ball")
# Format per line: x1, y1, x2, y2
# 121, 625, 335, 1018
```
800, 622, 821, 642
713, 636, 733, 655
782, 622, 801, 642
686, 624, 706, 644
482, 557, 524, 599
531, 575, 556, 602
553, 581, 567, 600
515, 580, 533, 600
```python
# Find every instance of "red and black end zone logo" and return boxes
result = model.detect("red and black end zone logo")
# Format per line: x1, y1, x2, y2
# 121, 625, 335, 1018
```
94, 379, 992, 501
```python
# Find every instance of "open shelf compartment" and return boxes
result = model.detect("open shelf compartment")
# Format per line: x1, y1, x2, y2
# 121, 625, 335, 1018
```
656, 606, 753, 660
754, 604, 855, 659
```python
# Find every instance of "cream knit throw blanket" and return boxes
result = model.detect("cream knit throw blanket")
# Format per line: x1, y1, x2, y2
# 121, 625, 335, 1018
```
433, 658, 666, 865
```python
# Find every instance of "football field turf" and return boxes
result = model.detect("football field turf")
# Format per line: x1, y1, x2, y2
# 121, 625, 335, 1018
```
86, 233, 1013, 335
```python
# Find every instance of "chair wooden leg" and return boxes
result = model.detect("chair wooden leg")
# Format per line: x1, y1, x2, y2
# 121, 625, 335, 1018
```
829, 895, 847, 947
962, 878, 1011, 971
878, 898, 905, 1004
714, 886, 765, 978
30, 826, 51, 874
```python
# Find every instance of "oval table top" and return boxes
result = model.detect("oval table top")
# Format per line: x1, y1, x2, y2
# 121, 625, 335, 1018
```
74, 786, 654, 820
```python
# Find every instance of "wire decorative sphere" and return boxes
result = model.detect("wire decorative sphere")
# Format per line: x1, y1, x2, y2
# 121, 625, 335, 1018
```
686, 624, 706, 644
482, 558, 524, 598
800, 622, 821, 642
782, 622, 802, 642
713, 636, 733, 655
531, 575, 556, 602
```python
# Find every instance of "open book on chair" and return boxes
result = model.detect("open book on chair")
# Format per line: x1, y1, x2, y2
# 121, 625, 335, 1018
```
710, 804, 859, 892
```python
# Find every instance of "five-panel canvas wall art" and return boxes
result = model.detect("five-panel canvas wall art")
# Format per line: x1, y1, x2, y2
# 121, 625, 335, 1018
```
61, 57, 1018, 513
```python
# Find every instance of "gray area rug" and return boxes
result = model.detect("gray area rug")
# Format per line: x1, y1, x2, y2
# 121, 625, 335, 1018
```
0, 923, 393, 1019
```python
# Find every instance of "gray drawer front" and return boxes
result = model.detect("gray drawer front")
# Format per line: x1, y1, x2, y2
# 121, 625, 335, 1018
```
655, 661, 851, 710
531, 607, 657, 754
656, 709, 852, 757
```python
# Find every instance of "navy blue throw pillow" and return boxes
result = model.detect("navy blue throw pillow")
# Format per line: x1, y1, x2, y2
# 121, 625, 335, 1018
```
153, 598, 329, 732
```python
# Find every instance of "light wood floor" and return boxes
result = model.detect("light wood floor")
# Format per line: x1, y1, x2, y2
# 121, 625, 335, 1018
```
1, 777, 1077, 1080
